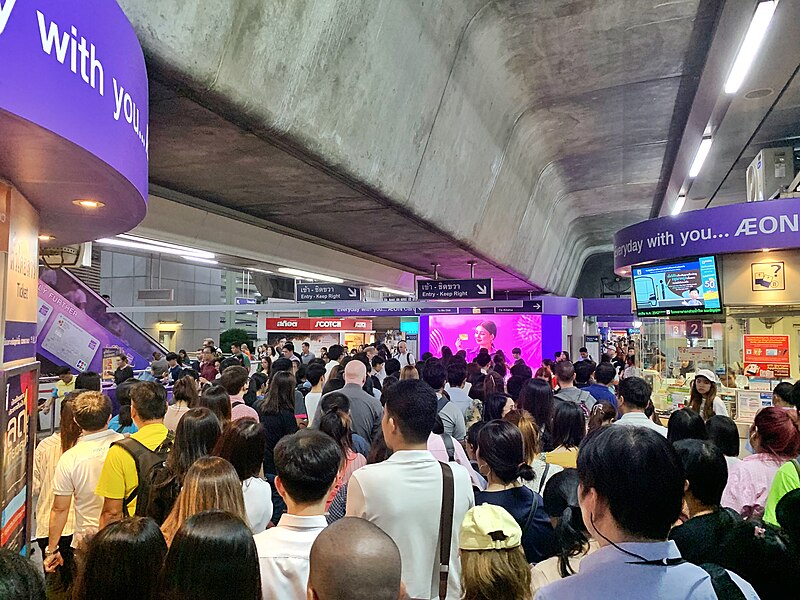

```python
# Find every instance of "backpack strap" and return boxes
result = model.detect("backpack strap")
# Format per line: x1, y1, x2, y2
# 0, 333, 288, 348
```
437, 462, 455, 600
441, 434, 456, 462
791, 458, 800, 480
437, 394, 450, 414
699, 563, 747, 600
538, 462, 551, 494
112, 437, 153, 516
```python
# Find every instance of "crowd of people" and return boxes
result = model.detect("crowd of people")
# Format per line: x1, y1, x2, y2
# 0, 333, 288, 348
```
19, 339, 800, 599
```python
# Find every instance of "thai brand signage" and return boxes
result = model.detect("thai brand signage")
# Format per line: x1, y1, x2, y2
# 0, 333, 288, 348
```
743, 334, 790, 379
295, 283, 362, 302
417, 278, 493, 300
2, 189, 38, 366
0, 0, 149, 201
266, 318, 373, 331
614, 197, 800, 272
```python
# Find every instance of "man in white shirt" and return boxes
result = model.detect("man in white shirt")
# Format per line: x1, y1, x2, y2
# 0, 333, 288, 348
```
308, 517, 404, 600
347, 379, 475, 600
394, 340, 416, 368
45, 392, 123, 571
444, 361, 472, 417
613, 376, 667, 437
325, 344, 346, 375
422, 361, 466, 442
535, 426, 758, 600
304, 363, 327, 420
254, 429, 341, 600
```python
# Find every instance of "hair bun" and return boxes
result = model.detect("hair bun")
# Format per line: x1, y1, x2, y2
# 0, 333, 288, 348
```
518, 462, 535, 482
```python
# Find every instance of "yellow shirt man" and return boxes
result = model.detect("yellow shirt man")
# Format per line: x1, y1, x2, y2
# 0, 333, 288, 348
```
95, 423, 169, 516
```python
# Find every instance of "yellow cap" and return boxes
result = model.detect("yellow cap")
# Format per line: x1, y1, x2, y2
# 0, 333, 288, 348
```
459, 505, 522, 551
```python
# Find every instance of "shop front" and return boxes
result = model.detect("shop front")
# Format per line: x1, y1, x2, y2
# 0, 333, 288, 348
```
614, 197, 800, 424
260, 318, 375, 356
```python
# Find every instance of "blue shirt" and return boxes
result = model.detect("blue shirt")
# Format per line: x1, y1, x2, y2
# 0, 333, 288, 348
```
108, 415, 138, 435
535, 541, 758, 600
583, 383, 617, 410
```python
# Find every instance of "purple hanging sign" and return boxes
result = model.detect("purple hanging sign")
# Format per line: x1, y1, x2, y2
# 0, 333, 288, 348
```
614, 198, 800, 273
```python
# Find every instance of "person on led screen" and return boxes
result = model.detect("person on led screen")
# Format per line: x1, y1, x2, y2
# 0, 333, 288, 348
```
455, 320, 497, 362
681, 288, 704, 307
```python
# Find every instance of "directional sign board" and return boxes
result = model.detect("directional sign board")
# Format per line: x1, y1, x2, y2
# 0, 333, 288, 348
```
295, 283, 362, 302
417, 278, 493, 301
235, 297, 257, 306
495, 299, 543, 313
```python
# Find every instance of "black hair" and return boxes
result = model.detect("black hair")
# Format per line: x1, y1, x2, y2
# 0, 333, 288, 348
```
366, 430, 393, 464
73, 516, 166, 600
618, 376, 651, 409
258, 371, 296, 415
166, 407, 221, 483
130, 381, 168, 421
706, 415, 741, 457
475, 353, 492, 368
243, 372, 268, 407
75, 371, 101, 391
492, 362, 507, 378
421, 360, 447, 391
384, 358, 402, 379
574, 361, 595, 385
446, 362, 467, 388
476, 420, 535, 483
166, 352, 179, 362
327, 345, 344, 362
270, 357, 293, 374
219, 357, 241, 372
667, 408, 708, 444
219, 366, 249, 396
115, 378, 140, 428
776, 488, 800, 549
773, 382, 794, 405
672, 439, 727, 508
213, 418, 267, 481
197, 385, 232, 423
0, 547, 45, 600
579, 347, 588, 353
371, 355, 385, 368
517, 378, 555, 434
466, 421, 486, 452
482, 394, 512, 422
551, 401, 585, 449
322, 377, 346, 395
790, 381, 800, 409
56, 366, 72, 376
509, 364, 532, 379
160, 511, 262, 600
593, 362, 617, 386
383, 379, 437, 444
578, 426, 684, 540
512, 347, 522, 355
318, 392, 355, 463
717, 521, 795, 600
274, 429, 342, 503
283, 342, 295, 352
554, 361, 575, 382
542, 469, 588, 577
506, 376, 524, 401
379, 376, 398, 402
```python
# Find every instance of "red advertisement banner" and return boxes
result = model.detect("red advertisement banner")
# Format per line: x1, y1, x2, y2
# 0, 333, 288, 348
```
743, 334, 791, 379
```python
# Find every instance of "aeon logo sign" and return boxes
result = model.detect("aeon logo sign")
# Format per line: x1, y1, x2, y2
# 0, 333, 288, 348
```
0, 0, 17, 36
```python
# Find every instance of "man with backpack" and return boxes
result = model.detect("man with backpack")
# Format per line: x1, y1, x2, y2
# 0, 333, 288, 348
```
553, 361, 595, 413
96, 381, 172, 528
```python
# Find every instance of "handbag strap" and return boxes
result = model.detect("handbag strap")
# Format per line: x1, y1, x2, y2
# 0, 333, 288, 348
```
438, 462, 455, 600
537, 462, 550, 494
522, 490, 539, 535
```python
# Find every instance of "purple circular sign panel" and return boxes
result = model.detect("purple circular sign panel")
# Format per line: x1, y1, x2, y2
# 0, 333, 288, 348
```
0, 0, 148, 244
614, 198, 800, 275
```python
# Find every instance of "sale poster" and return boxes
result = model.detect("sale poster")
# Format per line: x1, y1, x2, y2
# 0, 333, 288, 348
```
743, 334, 791, 379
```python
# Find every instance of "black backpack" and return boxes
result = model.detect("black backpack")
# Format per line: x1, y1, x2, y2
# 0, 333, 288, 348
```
113, 431, 175, 518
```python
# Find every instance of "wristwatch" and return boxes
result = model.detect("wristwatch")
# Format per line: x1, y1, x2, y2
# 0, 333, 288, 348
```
44, 546, 60, 557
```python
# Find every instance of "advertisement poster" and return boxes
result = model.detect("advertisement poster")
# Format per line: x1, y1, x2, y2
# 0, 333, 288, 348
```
266, 333, 339, 358
0, 363, 38, 554
3, 190, 39, 366
737, 390, 773, 422
424, 314, 543, 367
743, 334, 791, 378
632, 256, 722, 317
102, 347, 121, 382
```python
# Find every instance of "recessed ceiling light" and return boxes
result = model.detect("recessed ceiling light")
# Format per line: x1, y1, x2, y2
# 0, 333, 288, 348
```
73, 199, 105, 209
744, 87, 774, 99
38, 234, 55, 241
278, 268, 344, 284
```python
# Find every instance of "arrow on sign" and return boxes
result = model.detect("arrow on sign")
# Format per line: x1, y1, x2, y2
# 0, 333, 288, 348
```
348, 288, 358, 298
476, 284, 488, 295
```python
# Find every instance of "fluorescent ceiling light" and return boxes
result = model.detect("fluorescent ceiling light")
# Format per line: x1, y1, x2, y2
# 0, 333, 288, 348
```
278, 268, 345, 284
182, 256, 219, 265
672, 195, 686, 216
371, 286, 414, 296
724, 1, 779, 94
247, 268, 273, 274
689, 137, 713, 178
97, 235, 216, 260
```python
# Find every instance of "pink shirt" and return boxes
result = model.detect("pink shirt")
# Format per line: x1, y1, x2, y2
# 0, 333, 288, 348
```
427, 433, 485, 489
721, 453, 786, 519
230, 395, 260, 422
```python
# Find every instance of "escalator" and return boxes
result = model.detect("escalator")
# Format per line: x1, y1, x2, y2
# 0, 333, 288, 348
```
37, 267, 165, 376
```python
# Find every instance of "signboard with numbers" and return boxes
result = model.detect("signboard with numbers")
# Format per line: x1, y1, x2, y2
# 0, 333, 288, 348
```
685, 321, 704, 338
0, 362, 38, 555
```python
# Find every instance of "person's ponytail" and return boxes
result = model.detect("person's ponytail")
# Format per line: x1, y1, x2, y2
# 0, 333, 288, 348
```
118, 404, 132, 428
518, 462, 535, 482
555, 504, 590, 578
318, 392, 354, 465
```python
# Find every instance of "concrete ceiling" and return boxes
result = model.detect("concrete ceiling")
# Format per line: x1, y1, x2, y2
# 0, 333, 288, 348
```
119, 0, 723, 295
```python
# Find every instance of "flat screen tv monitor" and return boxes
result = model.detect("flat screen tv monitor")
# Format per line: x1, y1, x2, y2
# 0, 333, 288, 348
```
632, 256, 722, 318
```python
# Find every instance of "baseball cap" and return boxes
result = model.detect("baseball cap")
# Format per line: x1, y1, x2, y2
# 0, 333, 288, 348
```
695, 369, 718, 384
459, 505, 522, 551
